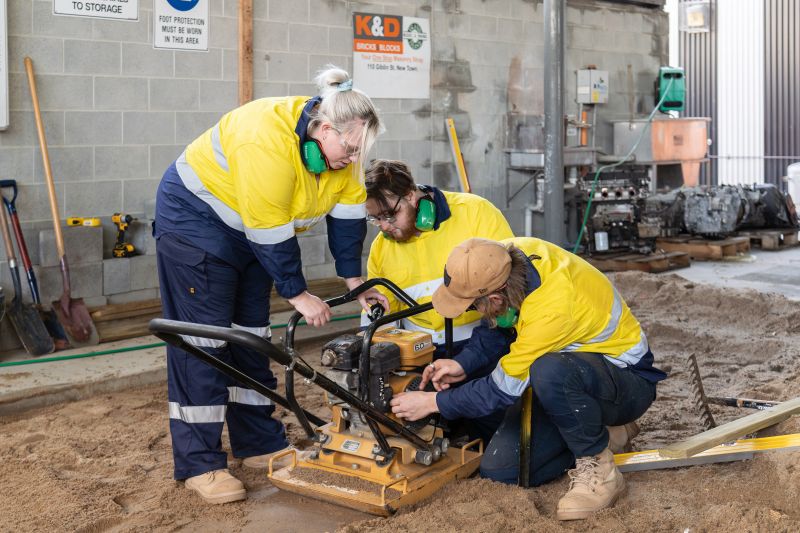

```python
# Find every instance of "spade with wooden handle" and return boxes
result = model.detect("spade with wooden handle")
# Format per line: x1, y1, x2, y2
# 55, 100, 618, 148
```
24, 56, 98, 346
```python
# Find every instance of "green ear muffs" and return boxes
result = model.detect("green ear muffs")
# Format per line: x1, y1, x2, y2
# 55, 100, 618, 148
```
415, 196, 436, 231
495, 307, 519, 328
302, 140, 329, 174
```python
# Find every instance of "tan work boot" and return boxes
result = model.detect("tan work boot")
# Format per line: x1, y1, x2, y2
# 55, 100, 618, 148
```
185, 469, 246, 504
607, 421, 640, 454
556, 448, 625, 521
242, 445, 294, 469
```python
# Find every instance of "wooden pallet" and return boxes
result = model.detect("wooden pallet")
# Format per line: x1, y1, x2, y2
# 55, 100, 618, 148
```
736, 228, 799, 250
584, 250, 691, 273
656, 235, 750, 260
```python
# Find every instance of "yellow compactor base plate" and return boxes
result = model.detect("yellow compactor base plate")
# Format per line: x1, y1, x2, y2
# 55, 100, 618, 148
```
267, 442, 483, 516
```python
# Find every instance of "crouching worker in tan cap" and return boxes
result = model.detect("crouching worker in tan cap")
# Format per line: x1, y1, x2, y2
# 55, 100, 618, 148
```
389, 237, 666, 520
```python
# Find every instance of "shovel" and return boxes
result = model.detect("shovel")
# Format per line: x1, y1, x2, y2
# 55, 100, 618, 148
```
0, 203, 54, 355
25, 56, 98, 346
0, 179, 70, 350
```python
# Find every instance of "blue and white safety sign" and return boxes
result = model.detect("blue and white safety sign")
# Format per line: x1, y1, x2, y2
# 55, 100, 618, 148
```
154, 0, 208, 51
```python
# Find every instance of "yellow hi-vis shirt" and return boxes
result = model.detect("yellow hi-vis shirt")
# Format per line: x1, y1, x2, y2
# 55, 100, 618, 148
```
492, 237, 649, 397
365, 189, 513, 344
182, 96, 366, 242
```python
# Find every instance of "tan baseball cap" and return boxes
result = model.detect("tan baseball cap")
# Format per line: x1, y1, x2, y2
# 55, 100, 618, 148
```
432, 238, 512, 318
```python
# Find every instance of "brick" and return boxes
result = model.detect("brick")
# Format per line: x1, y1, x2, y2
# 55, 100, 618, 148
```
0, 148, 35, 185
128, 220, 157, 256
497, 18, 524, 43
289, 24, 328, 54
175, 112, 219, 144
298, 234, 327, 266
8, 36, 64, 74
372, 140, 401, 161
266, 52, 309, 82
123, 112, 175, 145
123, 179, 160, 214
33, 1, 93, 38
33, 147, 93, 183
199, 80, 238, 111
94, 77, 149, 111
122, 43, 174, 77
149, 145, 183, 177
39, 226, 103, 268
470, 15, 497, 39
288, 83, 317, 96
309, 55, 350, 80
303, 262, 337, 281
0, 111, 65, 147
253, 20, 289, 51
63, 181, 122, 217
27, 75, 94, 111
144, 198, 156, 220
222, 49, 238, 81
131, 255, 159, 290
65, 40, 121, 75
7, 1, 32, 35
253, 82, 289, 99
8, 73, 31, 111
13, 183, 64, 224
65, 112, 123, 146
96, 146, 149, 180
92, 16, 150, 43
400, 140, 433, 170
270, 0, 309, 23
175, 48, 223, 79
103, 258, 131, 295
150, 79, 199, 111
329, 27, 352, 55
34, 262, 104, 302
209, 16, 238, 49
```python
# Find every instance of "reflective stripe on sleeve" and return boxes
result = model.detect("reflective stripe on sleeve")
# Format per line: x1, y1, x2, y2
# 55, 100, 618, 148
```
604, 331, 650, 368
490, 364, 530, 397
329, 202, 366, 219
179, 334, 227, 349
211, 123, 230, 172
244, 221, 295, 245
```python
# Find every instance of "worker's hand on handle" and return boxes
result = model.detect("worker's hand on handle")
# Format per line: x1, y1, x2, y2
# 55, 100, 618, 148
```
420, 359, 466, 391
345, 277, 390, 314
288, 291, 332, 327
390, 391, 439, 422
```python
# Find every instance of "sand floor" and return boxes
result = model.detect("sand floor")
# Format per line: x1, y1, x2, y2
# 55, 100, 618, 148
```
1, 272, 799, 532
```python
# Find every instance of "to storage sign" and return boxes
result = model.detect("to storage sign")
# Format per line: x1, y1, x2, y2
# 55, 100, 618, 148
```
54, 0, 138, 20
352, 13, 430, 99
154, 0, 208, 51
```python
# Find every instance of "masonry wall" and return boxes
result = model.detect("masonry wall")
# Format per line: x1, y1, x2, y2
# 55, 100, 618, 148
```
0, 0, 666, 350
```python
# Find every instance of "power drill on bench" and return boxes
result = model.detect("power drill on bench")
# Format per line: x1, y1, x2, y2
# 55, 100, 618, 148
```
112, 213, 136, 258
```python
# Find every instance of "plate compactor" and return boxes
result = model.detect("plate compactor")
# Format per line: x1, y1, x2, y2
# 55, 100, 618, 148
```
149, 279, 483, 516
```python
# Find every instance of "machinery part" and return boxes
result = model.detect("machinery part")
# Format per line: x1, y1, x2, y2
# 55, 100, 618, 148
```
519, 386, 533, 487
687, 353, 716, 430
66, 217, 101, 227
112, 212, 136, 258
25, 56, 98, 347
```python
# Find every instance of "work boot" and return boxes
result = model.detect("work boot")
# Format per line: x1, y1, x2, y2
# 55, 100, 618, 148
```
556, 448, 625, 521
607, 421, 640, 454
242, 445, 294, 469
185, 469, 246, 504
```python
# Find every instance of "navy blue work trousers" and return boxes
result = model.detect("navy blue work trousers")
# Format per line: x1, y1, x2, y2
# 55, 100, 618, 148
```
480, 352, 657, 486
157, 232, 288, 480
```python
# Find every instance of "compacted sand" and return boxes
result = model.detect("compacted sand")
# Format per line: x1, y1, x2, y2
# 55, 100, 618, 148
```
1, 272, 799, 532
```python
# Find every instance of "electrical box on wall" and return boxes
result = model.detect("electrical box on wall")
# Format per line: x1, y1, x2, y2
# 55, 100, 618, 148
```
657, 66, 686, 112
577, 69, 608, 104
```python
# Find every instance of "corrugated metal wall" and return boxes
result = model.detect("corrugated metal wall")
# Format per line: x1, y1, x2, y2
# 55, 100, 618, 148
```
717, 0, 765, 185
764, 0, 800, 185
678, 0, 717, 185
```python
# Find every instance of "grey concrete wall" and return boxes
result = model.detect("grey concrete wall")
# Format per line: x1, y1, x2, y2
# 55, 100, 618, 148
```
0, 0, 667, 350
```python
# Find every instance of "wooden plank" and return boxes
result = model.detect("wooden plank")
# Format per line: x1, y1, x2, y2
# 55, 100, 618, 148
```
90, 298, 162, 320
238, 0, 253, 105
616, 432, 800, 472
657, 235, 750, 261
738, 229, 799, 250
584, 251, 690, 274
658, 396, 800, 459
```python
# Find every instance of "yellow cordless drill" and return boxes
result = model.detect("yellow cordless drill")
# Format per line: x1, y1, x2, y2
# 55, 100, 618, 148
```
112, 213, 136, 258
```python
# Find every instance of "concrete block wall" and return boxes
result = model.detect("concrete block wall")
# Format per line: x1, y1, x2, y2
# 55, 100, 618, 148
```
0, 0, 667, 343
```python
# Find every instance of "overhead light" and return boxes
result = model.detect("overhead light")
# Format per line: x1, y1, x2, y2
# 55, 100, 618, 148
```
679, 0, 711, 33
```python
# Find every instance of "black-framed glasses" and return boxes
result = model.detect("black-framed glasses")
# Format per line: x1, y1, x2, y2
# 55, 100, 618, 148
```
366, 195, 403, 226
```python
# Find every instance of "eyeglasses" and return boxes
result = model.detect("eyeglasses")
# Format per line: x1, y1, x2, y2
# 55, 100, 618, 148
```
366, 195, 403, 226
335, 130, 361, 157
